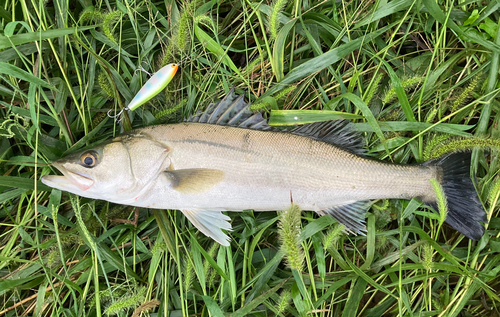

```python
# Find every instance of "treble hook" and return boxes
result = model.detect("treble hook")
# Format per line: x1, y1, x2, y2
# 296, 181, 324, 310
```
134, 64, 152, 76
177, 55, 190, 66
107, 107, 129, 122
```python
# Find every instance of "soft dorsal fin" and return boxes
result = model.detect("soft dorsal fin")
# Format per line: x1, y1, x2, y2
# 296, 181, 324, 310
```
290, 120, 365, 155
186, 88, 274, 130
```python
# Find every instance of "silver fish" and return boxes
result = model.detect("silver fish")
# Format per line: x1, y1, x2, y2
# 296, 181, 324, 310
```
42, 90, 487, 245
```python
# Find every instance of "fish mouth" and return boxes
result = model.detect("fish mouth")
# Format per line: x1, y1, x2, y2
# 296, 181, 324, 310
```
41, 162, 95, 192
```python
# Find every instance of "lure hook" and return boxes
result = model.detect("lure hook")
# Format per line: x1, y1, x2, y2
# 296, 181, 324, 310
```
107, 107, 129, 122
177, 55, 190, 66
134, 65, 152, 77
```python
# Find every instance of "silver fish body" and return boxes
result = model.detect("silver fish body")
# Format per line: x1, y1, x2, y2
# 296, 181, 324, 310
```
133, 123, 436, 211
42, 91, 487, 245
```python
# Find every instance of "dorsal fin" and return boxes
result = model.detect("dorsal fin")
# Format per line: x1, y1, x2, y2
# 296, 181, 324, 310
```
290, 120, 365, 155
186, 88, 273, 130
186, 89, 365, 153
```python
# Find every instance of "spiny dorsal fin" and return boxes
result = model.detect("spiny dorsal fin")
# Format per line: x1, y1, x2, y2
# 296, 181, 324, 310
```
290, 120, 365, 155
186, 90, 365, 151
318, 200, 371, 235
186, 88, 273, 130
181, 209, 232, 246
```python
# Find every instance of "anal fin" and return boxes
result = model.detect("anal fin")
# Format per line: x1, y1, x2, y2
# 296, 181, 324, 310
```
318, 201, 371, 234
181, 209, 232, 246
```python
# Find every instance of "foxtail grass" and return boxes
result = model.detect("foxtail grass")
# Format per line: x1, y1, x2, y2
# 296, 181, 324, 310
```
1, 0, 499, 316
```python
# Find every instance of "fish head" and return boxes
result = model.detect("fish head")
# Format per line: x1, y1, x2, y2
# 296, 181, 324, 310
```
42, 133, 171, 202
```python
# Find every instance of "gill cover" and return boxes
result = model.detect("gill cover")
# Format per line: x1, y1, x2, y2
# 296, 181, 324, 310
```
42, 133, 171, 201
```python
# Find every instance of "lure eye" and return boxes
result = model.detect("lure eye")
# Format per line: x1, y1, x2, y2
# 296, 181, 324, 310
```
80, 151, 99, 168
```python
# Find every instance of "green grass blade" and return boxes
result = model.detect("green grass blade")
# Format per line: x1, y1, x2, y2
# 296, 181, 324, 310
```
341, 278, 368, 317
0, 26, 96, 50
380, 58, 415, 122
360, 213, 375, 270
0, 176, 50, 191
269, 110, 363, 125
355, 0, 414, 27
422, 0, 500, 53
0, 62, 57, 91
260, 24, 395, 98
232, 279, 287, 317
194, 24, 240, 75
355, 121, 472, 136
201, 295, 225, 317
336, 92, 387, 148
272, 20, 297, 82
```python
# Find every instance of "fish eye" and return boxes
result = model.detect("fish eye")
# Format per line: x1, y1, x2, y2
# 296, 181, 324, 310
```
80, 151, 99, 168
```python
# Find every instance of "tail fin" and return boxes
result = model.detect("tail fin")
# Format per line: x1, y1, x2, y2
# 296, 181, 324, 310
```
425, 152, 487, 240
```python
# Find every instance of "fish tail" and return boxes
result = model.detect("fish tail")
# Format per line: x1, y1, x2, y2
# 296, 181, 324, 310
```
424, 152, 487, 240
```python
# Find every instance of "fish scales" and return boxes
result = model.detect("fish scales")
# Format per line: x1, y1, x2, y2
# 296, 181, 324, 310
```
140, 123, 436, 212
42, 90, 487, 245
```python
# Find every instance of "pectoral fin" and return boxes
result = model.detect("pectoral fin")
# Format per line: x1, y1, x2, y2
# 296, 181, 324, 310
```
164, 168, 224, 194
181, 209, 232, 246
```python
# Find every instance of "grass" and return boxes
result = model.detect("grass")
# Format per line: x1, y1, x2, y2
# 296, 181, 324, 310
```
1, 0, 500, 316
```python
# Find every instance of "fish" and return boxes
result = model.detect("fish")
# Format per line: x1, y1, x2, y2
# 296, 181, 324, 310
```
41, 90, 487, 245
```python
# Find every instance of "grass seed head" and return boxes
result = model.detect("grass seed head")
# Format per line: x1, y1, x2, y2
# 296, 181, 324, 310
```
103, 11, 123, 44
176, 6, 193, 54
274, 85, 296, 101
375, 234, 389, 251
98, 71, 115, 100
372, 200, 392, 229
430, 178, 448, 227
47, 249, 59, 267
183, 252, 195, 292
364, 73, 384, 105
323, 223, 345, 250
195, 15, 212, 28
267, 0, 289, 40
203, 242, 220, 282
382, 76, 423, 104
278, 204, 304, 271
277, 290, 292, 315
488, 176, 500, 206
131, 300, 160, 317
423, 134, 453, 161
422, 243, 434, 271
425, 107, 438, 123
451, 74, 481, 112
79, 10, 104, 24
250, 102, 269, 112
152, 242, 167, 256
104, 287, 146, 316
426, 137, 500, 160
155, 99, 186, 121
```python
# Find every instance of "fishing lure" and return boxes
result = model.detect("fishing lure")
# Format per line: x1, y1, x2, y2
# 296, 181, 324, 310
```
108, 63, 179, 119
